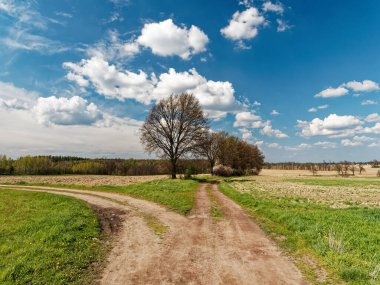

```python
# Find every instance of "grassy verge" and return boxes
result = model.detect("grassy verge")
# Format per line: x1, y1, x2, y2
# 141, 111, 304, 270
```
0, 190, 102, 285
206, 185, 224, 220
219, 182, 380, 285
4, 179, 199, 215
288, 177, 380, 187
140, 213, 168, 237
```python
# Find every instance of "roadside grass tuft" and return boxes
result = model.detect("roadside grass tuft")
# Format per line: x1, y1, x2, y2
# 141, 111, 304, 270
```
140, 213, 168, 237
206, 185, 224, 220
0, 190, 102, 285
220, 182, 380, 285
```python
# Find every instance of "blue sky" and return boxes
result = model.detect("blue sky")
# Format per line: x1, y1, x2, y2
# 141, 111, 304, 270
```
0, 0, 380, 161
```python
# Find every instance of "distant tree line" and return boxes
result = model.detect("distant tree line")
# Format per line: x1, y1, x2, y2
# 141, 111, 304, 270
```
264, 162, 336, 171
0, 155, 209, 176
264, 160, 380, 177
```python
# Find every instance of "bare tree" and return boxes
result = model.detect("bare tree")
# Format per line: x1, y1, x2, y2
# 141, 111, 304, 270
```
348, 164, 357, 176
195, 131, 222, 175
140, 93, 208, 179
309, 164, 318, 176
335, 164, 343, 176
359, 164, 366, 175
342, 161, 350, 176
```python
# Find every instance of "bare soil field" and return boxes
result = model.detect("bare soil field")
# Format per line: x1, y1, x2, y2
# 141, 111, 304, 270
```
261, 166, 379, 178
0, 174, 165, 186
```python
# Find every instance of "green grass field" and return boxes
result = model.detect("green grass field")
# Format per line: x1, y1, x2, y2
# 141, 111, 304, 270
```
92, 179, 199, 215
8, 179, 199, 215
220, 181, 380, 285
0, 190, 102, 285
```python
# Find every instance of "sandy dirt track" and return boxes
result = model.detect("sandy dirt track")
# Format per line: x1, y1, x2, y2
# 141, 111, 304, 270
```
0, 184, 307, 285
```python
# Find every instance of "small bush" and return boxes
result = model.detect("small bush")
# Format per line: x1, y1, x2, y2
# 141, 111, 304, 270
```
377, 170, 380, 177
213, 165, 261, 177
184, 167, 197, 179
213, 165, 234, 177
245, 168, 261, 176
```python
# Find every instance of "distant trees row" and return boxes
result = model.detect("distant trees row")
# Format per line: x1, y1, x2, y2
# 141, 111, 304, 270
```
264, 160, 380, 171
265, 161, 379, 177
140, 93, 264, 178
0, 155, 209, 176
264, 162, 336, 171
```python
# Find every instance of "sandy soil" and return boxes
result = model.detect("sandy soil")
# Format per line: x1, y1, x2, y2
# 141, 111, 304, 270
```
0, 183, 307, 284
0, 174, 165, 186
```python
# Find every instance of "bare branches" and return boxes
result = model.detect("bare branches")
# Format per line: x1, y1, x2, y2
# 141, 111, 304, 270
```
195, 131, 264, 176
140, 93, 208, 178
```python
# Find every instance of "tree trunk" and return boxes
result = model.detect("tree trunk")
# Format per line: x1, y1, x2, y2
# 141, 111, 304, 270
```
171, 159, 177, 179
210, 161, 215, 176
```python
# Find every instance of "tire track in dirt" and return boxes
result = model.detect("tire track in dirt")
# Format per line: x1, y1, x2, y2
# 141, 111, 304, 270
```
211, 183, 308, 284
0, 185, 169, 284
1, 183, 307, 284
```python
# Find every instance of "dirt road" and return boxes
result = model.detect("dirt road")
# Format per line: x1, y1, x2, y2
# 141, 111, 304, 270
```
0, 183, 307, 284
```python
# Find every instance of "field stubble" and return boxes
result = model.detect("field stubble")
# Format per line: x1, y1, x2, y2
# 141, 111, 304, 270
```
236, 169, 380, 208
0, 175, 166, 187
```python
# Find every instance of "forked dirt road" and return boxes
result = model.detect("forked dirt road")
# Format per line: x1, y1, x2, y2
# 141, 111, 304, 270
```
0, 183, 307, 285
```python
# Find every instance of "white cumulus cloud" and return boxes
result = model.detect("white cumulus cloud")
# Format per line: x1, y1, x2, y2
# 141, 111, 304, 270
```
63, 57, 155, 104
315, 87, 349, 98
315, 80, 379, 99
0, 81, 38, 110
362, 123, 380, 135
297, 114, 363, 137
261, 125, 288, 138
221, 7, 265, 41
64, 57, 242, 120
234, 111, 261, 127
341, 139, 363, 147
366, 113, 380, 123
152, 68, 241, 119
262, 1, 284, 14
137, 19, 209, 60
343, 80, 379, 92
33, 96, 103, 126
270, 109, 280, 115
353, 135, 376, 142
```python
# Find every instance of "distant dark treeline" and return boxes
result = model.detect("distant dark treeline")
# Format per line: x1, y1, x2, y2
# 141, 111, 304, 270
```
264, 160, 379, 171
0, 155, 209, 176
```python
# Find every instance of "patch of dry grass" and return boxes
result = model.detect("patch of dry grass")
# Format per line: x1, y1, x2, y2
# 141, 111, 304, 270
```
232, 174, 380, 208
0, 175, 166, 187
